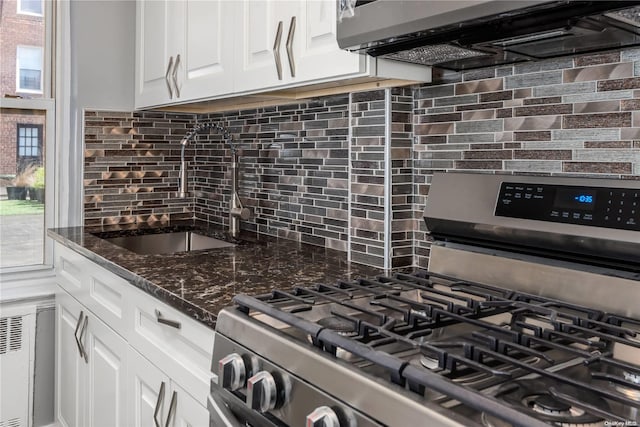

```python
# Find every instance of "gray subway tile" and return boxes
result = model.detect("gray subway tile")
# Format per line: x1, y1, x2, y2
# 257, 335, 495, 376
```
455, 119, 503, 133
505, 71, 563, 89
533, 81, 596, 97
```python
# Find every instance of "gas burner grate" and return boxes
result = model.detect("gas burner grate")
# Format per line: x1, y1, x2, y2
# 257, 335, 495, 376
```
234, 269, 640, 426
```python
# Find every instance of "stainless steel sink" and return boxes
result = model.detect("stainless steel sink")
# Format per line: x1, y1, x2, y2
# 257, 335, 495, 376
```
103, 231, 235, 255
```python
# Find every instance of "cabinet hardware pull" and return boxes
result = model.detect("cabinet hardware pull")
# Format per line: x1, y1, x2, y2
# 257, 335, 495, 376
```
273, 21, 283, 80
78, 314, 89, 364
165, 56, 174, 99
73, 311, 84, 358
285, 16, 296, 77
155, 309, 181, 329
164, 391, 178, 427
172, 54, 181, 98
154, 381, 166, 427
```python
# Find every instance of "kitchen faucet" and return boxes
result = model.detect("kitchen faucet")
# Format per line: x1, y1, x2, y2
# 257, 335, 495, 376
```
178, 122, 250, 238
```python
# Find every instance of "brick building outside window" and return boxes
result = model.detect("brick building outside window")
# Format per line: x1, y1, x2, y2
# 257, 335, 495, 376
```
1, 0, 45, 179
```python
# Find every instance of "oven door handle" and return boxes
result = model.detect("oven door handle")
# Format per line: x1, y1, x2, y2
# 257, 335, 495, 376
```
207, 389, 244, 427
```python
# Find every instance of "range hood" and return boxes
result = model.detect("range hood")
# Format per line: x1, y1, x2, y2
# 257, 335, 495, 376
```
337, 1, 640, 71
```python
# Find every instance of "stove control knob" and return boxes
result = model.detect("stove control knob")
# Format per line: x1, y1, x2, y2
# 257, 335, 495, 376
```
218, 353, 246, 391
246, 371, 278, 412
306, 406, 341, 427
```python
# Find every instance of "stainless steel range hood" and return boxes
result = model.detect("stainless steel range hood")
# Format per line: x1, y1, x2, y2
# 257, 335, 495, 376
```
337, 1, 640, 71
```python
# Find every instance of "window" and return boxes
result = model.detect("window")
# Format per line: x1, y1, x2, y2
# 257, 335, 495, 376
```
16, 46, 43, 93
17, 124, 43, 172
1, 1, 52, 272
17, 0, 43, 16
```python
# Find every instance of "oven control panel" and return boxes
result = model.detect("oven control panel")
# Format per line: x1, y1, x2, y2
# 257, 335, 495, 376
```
495, 182, 639, 231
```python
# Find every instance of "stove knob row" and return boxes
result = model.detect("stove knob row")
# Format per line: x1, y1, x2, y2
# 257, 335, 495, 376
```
218, 353, 246, 391
306, 406, 356, 427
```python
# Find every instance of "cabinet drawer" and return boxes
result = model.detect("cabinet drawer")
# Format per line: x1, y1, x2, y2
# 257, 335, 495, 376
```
127, 285, 215, 406
55, 243, 131, 337
56, 244, 87, 295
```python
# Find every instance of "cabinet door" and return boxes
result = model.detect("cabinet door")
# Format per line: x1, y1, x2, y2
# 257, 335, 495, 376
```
167, 381, 210, 427
128, 285, 214, 408
294, 0, 365, 82
128, 347, 170, 427
135, 0, 184, 108
180, 0, 236, 100
55, 290, 85, 427
234, 0, 297, 92
84, 314, 128, 427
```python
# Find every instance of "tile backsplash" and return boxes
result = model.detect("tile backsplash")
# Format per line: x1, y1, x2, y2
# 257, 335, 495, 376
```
84, 111, 194, 226
192, 96, 352, 253
411, 49, 640, 266
84, 48, 640, 269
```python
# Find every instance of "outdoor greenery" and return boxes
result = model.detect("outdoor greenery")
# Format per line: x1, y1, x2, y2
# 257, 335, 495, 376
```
0, 200, 45, 215
33, 167, 45, 188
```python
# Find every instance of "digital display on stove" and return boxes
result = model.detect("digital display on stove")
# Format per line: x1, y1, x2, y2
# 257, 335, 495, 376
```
554, 188, 596, 211
494, 182, 640, 232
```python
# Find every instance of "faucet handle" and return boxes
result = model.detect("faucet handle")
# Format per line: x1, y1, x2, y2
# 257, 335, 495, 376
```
231, 206, 251, 220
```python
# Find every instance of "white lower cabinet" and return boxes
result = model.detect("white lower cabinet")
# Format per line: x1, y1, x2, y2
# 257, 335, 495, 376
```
56, 289, 128, 427
56, 291, 84, 427
128, 346, 168, 427
54, 242, 212, 427
128, 284, 214, 408
170, 380, 210, 427
129, 347, 209, 427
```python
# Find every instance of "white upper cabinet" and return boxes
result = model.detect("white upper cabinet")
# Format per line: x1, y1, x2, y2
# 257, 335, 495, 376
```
234, 0, 295, 91
180, 0, 236, 100
234, 0, 368, 92
136, 0, 235, 108
293, 0, 365, 83
135, 0, 185, 108
135, 0, 430, 109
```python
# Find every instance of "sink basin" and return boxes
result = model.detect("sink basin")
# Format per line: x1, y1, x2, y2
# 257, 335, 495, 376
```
103, 231, 235, 255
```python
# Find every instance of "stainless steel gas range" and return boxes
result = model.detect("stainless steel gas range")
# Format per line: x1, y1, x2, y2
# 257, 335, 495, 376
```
209, 172, 640, 427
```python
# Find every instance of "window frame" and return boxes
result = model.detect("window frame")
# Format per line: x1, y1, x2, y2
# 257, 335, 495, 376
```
16, 45, 44, 94
1, 98, 55, 274
17, 0, 44, 17
1, 0, 55, 277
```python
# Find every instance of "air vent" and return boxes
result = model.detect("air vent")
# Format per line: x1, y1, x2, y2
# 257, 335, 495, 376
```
381, 44, 490, 65
606, 6, 640, 27
0, 317, 23, 354
0, 417, 22, 427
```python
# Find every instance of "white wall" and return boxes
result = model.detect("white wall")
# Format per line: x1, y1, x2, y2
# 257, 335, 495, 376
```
60, 0, 136, 227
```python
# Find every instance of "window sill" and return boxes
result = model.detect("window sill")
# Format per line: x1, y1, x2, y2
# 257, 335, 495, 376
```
0, 265, 56, 303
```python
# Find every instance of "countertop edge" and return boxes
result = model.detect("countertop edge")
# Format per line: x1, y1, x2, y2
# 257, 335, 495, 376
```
47, 228, 219, 329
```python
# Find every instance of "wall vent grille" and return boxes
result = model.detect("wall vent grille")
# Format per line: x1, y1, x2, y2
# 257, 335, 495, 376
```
0, 317, 23, 354
0, 417, 22, 427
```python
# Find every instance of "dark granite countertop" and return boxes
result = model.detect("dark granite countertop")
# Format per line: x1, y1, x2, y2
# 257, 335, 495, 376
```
47, 222, 383, 329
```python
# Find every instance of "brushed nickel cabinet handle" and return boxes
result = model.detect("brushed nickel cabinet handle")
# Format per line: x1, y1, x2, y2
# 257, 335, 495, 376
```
285, 16, 296, 77
154, 381, 166, 427
78, 314, 89, 364
172, 54, 181, 98
165, 56, 174, 99
73, 311, 84, 358
164, 391, 177, 427
155, 309, 181, 329
273, 21, 283, 80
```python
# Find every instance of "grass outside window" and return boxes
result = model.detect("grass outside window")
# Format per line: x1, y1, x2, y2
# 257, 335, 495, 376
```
0, 200, 45, 216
